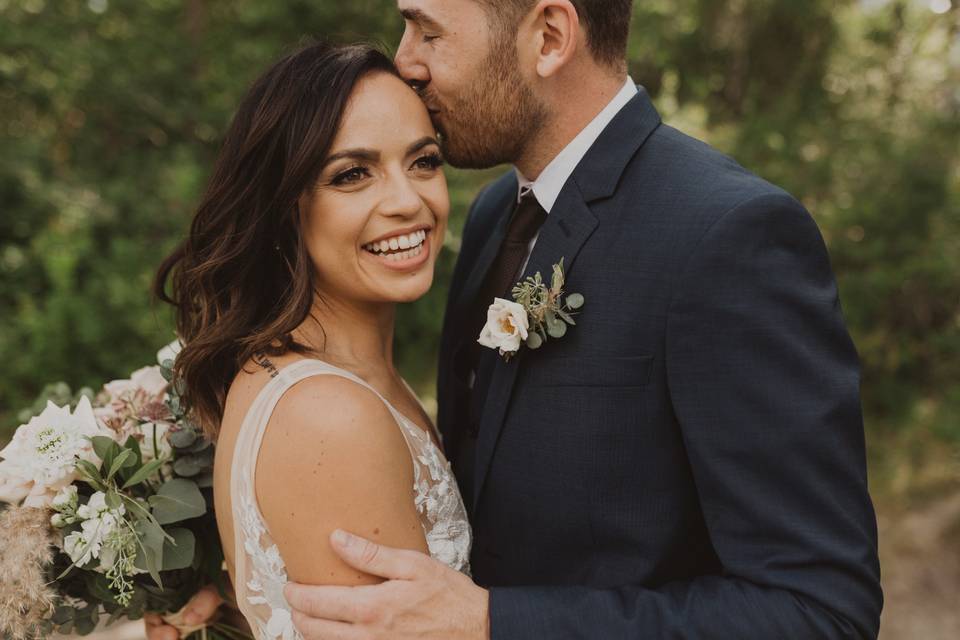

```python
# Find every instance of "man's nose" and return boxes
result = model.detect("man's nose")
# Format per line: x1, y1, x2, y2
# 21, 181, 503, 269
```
395, 32, 430, 93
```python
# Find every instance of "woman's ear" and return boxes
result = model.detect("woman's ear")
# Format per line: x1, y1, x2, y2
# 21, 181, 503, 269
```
527, 0, 581, 79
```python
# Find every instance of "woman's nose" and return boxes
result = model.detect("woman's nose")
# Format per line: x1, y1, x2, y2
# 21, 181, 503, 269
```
381, 173, 423, 218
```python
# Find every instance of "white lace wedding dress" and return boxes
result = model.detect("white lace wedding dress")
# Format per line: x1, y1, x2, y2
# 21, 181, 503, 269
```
228, 359, 472, 640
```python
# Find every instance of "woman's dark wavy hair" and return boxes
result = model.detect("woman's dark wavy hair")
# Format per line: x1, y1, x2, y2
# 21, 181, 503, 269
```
154, 41, 400, 438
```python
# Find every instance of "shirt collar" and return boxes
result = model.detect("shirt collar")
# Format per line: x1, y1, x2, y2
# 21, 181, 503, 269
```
515, 77, 639, 211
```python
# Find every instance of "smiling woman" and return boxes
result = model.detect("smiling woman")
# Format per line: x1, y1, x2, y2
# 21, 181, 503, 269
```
154, 44, 449, 436
152, 39, 470, 640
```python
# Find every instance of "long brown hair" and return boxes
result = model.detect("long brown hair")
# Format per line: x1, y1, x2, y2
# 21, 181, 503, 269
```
154, 42, 399, 437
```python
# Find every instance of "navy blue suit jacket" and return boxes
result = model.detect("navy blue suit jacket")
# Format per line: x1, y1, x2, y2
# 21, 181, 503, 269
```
437, 88, 882, 639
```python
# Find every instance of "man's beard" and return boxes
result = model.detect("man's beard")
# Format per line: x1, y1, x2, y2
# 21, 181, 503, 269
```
430, 45, 548, 170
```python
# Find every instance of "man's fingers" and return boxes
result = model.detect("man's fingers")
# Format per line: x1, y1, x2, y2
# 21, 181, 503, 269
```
144, 613, 163, 627
184, 584, 224, 625
328, 529, 426, 580
284, 583, 374, 622
290, 609, 359, 640
145, 623, 180, 640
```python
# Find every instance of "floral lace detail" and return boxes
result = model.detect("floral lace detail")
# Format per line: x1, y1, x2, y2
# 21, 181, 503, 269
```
405, 425, 472, 571
230, 360, 471, 640
237, 493, 298, 640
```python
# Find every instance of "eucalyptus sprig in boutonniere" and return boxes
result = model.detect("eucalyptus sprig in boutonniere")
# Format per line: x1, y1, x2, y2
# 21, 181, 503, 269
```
478, 258, 584, 361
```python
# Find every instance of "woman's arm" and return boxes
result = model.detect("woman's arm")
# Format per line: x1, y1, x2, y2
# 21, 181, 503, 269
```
256, 375, 429, 586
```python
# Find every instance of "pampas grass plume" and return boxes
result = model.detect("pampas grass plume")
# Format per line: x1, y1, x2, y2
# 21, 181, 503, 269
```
0, 506, 56, 640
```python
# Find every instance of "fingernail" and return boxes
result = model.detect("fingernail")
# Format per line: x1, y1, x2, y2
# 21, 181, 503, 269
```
332, 529, 352, 548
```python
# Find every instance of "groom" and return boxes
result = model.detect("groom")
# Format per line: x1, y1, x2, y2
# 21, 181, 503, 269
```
151, 0, 882, 637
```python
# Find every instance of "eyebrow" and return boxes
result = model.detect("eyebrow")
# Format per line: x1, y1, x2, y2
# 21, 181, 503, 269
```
400, 8, 444, 32
323, 137, 440, 168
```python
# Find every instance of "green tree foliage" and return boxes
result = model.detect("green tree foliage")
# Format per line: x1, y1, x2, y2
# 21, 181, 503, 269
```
2, 0, 958, 449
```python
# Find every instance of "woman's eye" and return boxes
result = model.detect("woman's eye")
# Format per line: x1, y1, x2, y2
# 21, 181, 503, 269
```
331, 166, 370, 186
413, 153, 444, 172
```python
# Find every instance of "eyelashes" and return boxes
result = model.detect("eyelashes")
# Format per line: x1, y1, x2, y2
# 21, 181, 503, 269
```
329, 152, 445, 187
414, 152, 445, 170
331, 166, 370, 186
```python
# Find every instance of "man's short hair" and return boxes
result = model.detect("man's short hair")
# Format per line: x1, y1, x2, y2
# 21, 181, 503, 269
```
477, 0, 633, 69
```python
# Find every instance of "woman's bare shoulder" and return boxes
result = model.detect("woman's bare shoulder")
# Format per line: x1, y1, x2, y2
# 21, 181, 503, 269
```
254, 372, 428, 585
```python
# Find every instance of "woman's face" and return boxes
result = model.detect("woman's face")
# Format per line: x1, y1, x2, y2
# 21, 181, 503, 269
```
300, 72, 450, 307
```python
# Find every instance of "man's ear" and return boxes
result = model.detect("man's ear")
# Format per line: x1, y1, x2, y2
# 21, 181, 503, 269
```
525, 0, 581, 79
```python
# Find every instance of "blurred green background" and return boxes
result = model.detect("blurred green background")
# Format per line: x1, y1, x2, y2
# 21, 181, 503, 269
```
1, 1, 958, 636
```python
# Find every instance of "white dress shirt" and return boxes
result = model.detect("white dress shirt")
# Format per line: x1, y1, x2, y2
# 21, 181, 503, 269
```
514, 77, 638, 272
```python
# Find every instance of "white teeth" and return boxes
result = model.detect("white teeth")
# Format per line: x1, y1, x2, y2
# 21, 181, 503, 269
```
365, 230, 429, 255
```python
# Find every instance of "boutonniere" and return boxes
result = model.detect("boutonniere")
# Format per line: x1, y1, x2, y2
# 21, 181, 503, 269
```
477, 258, 585, 361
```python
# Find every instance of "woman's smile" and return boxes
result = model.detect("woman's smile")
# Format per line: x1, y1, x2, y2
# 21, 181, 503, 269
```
362, 226, 433, 271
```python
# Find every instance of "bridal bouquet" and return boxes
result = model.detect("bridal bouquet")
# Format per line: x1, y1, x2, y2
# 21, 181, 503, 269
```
0, 343, 243, 640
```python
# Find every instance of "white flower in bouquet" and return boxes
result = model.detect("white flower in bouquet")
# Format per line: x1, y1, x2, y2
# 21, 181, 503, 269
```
0, 397, 111, 508
156, 339, 183, 366
51, 484, 78, 509
139, 421, 173, 462
62, 491, 126, 567
478, 298, 530, 356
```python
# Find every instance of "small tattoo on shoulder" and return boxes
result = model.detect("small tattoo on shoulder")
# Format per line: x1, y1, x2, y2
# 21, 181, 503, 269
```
253, 353, 279, 378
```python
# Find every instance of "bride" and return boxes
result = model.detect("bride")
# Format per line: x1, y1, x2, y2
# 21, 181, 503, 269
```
154, 41, 471, 639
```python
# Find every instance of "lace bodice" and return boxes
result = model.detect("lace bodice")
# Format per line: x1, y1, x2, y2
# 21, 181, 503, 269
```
229, 359, 472, 640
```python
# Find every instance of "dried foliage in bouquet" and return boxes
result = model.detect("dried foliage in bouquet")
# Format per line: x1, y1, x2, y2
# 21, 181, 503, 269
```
0, 505, 57, 640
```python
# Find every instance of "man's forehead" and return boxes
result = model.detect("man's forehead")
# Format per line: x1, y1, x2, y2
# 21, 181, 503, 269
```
398, 0, 467, 25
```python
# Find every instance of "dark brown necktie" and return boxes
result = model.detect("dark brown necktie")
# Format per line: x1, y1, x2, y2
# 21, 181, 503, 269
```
478, 192, 547, 305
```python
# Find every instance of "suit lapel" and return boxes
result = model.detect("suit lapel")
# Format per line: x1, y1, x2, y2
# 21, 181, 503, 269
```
472, 191, 599, 507
471, 87, 663, 509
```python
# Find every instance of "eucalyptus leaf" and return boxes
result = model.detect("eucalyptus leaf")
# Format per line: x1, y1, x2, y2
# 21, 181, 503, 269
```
557, 309, 577, 326
547, 320, 568, 339
149, 479, 206, 524
123, 458, 165, 488
105, 491, 122, 510
85, 573, 116, 604
51, 606, 74, 625
161, 527, 196, 571
73, 617, 96, 636
107, 448, 135, 480
526, 332, 544, 349
105, 607, 126, 627
184, 437, 212, 454
133, 518, 165, 588
160, 363, 175, 381
123, 435, 144, 465
76, 459, 105, 489
565, 293, 585, 310
173, 456, 203, 478
169, 428, 198, 449
91, 436, 120, 463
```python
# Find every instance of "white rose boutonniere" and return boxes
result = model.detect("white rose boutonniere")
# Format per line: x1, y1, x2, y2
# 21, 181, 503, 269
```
478, 298, 530, 357
478, 258, 584, 361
